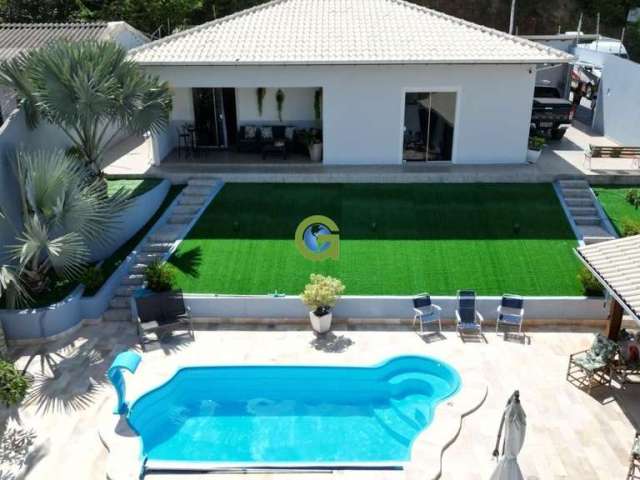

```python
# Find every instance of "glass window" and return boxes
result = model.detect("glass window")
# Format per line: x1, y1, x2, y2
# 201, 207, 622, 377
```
403, 92, 456, 162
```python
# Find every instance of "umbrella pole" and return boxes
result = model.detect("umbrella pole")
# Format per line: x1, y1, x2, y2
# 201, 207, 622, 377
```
492, 390, 519, 458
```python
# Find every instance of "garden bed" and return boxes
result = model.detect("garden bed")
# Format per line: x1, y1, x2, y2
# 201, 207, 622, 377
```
169, 183, 583, 296
593, 185, 640, 236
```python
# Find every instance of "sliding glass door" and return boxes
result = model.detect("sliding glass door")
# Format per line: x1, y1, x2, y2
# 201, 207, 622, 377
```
403, 92, 456, 162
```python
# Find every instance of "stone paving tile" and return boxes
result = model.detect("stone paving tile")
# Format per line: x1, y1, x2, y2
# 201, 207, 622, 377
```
1, 323, 637, 479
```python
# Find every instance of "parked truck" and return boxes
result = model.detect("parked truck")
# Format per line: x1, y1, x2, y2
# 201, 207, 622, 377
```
530, 85, 574, 140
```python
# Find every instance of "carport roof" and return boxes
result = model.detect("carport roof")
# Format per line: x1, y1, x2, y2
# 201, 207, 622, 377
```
129, 0, 572, 66
576, 235, 640, 324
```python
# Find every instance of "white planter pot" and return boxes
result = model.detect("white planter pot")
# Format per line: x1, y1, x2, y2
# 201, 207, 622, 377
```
309, 311, 332, 333
527, 148, 542, 164
309, 143, 323, 162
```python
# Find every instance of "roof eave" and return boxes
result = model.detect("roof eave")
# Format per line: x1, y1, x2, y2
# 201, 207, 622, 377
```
135, 58, 572, 67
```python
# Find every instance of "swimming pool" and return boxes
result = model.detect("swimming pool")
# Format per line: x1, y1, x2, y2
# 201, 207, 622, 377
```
128, 356, 460, 466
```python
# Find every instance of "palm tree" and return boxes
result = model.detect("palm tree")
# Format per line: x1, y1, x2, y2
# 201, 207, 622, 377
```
3, 149, 130, 296
0, 40, 172, 176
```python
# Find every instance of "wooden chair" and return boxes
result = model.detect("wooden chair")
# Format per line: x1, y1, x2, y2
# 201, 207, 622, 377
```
132, 290, 194, 351
584, 144, 640, 170
566, 333, 618, 393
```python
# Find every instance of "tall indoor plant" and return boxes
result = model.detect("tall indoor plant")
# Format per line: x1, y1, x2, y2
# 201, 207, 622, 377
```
300, 274, 345, 333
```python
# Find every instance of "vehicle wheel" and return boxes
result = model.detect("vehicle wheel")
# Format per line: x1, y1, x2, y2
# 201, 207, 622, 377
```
551, 129, 566, 140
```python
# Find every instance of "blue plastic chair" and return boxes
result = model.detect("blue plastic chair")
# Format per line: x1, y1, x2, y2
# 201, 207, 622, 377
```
455, 290, 483, 336
412, 294, 442, 334
496, 294, 525, 336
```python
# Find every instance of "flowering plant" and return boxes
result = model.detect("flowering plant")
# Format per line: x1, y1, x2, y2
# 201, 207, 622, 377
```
300, 274, 345, 316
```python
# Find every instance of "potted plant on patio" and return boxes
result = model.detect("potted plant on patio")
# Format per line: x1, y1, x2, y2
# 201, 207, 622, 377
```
301, 129, 323, 162
527, 135, 545, 164
301, 274, 345, 334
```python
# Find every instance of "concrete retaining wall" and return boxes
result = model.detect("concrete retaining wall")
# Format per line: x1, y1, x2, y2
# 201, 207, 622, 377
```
184, 294, 608, 322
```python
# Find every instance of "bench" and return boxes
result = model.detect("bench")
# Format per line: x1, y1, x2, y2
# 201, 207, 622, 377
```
584, 144, 640, 170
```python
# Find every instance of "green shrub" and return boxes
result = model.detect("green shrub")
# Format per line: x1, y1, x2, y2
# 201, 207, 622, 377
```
80, 266, 105, 292
625, 189, 640, 209
528, 136, 545, 151
577, 266, 604, 297
621, 218, 640, 237
144, 260, 175, 292
300, 274, 345, 315
0, 360, 29, 407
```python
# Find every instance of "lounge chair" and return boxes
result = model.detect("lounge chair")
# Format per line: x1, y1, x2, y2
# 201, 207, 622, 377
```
496, 294, 525, 336
412, 294, 442, 334
132, 290, 194, 350
455, 290, 483, 337
566, 333, 618, 393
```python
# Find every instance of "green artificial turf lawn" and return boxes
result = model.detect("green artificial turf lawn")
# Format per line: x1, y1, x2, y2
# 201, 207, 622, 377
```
593, 186, 640, 235
169, 183, 583, 296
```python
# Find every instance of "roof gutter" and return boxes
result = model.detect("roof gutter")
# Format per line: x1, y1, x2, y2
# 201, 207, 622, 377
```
134, 58, 573, 67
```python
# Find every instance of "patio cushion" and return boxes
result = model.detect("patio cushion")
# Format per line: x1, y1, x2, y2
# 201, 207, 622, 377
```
619, 339, 640, 364
573, 352, 607, 371
260, 126, 273, 140
244, 125, 257, 139
285, 126, 295, 140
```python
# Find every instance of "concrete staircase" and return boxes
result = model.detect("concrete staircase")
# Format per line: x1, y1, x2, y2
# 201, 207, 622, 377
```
102, 177, 220, 322
556, 179, 615, 245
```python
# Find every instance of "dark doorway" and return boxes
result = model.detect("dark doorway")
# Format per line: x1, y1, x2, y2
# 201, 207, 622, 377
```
192, 88, 219, 147
222, 88, 237, 147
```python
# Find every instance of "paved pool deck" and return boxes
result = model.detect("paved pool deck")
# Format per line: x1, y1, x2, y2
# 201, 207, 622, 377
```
2, 322, 638, 480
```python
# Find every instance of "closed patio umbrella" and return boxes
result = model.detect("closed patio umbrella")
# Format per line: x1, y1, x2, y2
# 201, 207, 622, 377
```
490, 390, 527, 480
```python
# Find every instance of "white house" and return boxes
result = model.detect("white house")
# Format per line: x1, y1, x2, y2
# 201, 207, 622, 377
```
130, 0, 571, 166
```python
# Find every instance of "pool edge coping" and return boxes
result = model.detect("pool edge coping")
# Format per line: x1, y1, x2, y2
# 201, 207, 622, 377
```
99, 360, 487, 480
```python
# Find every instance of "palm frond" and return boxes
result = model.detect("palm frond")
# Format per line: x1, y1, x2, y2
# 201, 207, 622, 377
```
0, 265, 31, 309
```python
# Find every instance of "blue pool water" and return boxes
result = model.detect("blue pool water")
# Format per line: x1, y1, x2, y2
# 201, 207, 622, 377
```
128, 356, 460, 465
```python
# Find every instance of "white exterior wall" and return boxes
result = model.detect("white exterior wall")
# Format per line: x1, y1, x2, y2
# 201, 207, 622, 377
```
148, 63, 536, 165
597, 55, 640, 146
236, 87, 317, 126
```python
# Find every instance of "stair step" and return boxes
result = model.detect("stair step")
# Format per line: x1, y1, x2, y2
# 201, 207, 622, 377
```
178, 195, 207, 206
569, 206, 598, 216
150, 225, 183, 243
584, 235, 616, 245
103, 308, 131, 322
121, 274, 144, 286
183, 186, 211, 196
141, 242, 173, 253
188, 178, 218, 187
115, 285, 142, 297
130, 263, 150, 274
168, 214, 192, 225
574, 216, 602, 226
561, 188, 591, 198
172, 205, 201, 215
565, 197, 594, 207
110, 296, 131, 309
558, 179, 589, 188
136, 253, 165, 264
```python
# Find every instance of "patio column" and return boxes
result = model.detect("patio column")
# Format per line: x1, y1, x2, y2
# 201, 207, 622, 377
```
606, 299, 623, 341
